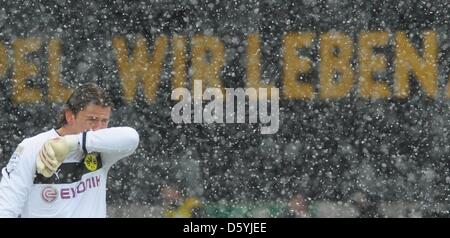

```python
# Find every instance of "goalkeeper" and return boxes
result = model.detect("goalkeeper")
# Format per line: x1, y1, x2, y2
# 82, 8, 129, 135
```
0, 83, 139, 217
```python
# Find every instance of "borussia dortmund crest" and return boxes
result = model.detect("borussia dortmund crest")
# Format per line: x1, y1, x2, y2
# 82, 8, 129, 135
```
84, 153, 98, 172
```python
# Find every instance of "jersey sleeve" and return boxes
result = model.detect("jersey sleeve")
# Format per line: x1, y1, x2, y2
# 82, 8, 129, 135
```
0, 142, 36, 218
81, 127, 139, 169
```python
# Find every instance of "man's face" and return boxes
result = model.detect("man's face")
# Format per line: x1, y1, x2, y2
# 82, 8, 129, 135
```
67, 102, 111, 133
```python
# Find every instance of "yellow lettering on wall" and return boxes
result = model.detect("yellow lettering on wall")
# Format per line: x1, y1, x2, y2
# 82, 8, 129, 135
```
191, 35, 224, 99
12, 38, 43, 104
319, 32, 354, 99
172, 35, 187, 90
282, 32, 315, 100
394, 31, 438, 98
0, 42, 7, 77
359, 31, 390, 99
247, 33, 275, 100
48, 38, 72, 102
112, 34, 168, 103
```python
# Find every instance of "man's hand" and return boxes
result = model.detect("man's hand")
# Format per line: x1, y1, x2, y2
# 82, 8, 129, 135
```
36, 135, 79, 177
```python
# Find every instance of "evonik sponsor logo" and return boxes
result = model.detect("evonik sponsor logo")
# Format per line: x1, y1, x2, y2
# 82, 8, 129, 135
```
60, 175, 101, 199
41, 175, 101, 201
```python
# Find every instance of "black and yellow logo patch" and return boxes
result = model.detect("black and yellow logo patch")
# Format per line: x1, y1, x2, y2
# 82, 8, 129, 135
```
83, 153, 98, 172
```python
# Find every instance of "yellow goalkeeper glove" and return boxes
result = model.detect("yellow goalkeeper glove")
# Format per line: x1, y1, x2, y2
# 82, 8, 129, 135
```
36, 135, 79, 177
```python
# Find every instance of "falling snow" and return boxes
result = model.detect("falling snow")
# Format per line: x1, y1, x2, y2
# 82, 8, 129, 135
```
1, 0, 450, 217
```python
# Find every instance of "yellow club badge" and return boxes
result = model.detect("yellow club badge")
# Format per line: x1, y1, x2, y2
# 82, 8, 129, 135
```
84, 153, 98, 172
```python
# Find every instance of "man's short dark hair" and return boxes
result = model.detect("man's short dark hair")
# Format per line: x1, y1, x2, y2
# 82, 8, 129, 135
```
58, 83, 113, 128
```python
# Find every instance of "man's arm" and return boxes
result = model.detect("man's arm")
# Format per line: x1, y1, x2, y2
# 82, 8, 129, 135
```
0, 143, 35, 218
36, 127, 140, 176
81, 127, 139, 168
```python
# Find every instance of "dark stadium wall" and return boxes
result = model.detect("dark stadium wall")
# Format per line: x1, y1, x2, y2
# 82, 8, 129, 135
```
0, 0, 449, 216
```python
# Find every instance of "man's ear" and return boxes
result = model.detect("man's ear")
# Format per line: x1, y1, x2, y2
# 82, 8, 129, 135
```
65, 110, 75, 125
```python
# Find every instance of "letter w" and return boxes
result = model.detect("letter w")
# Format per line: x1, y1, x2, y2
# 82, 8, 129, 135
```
112, 34, 168, 103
